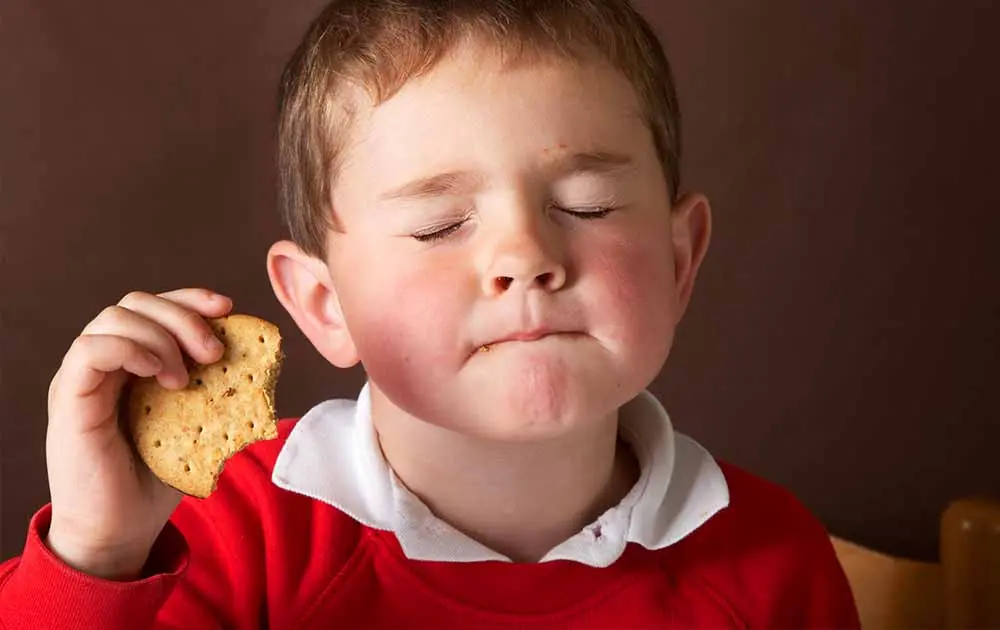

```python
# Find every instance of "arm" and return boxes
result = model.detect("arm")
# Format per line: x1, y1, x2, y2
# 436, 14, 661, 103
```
0, 506, 194, 630
701, 463, 861, 629
766, 523, 860, 630
0, 289, 255, 629
0, 447, 274, 630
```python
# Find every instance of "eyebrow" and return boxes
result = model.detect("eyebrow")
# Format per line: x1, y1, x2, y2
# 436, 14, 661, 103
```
380, 171, 482, 202
378, 151, 635, 202
552, 151, 636, 176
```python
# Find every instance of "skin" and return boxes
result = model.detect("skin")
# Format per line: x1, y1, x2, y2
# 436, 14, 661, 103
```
268, 42, 712, 562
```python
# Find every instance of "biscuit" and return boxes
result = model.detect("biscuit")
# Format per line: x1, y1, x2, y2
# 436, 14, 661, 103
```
126, 314, 283, 498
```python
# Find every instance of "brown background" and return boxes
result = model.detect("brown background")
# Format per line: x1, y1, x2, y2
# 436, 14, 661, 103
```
1, 1, 998, 562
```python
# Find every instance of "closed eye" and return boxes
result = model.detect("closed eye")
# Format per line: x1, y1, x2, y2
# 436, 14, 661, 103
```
556, 205, 616, 219
412, 220, 467, 242
412, 205, 614, 242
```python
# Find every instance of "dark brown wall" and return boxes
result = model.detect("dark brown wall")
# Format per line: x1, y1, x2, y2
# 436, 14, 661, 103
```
2, 1, 997, 562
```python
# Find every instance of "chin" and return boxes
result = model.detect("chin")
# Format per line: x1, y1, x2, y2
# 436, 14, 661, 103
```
453, 406, 591, 442
453, 370, 624, 442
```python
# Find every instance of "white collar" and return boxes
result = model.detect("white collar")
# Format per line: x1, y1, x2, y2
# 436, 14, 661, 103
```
272, 383, 729, 567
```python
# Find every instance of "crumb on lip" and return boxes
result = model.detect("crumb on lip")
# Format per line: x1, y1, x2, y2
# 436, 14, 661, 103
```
478, 344, 493, 353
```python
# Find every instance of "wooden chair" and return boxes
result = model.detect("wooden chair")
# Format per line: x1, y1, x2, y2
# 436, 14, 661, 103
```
831, 498, 1000, 629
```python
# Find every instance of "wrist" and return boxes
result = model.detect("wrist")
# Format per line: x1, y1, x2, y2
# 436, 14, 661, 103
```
44, 523, 152, 581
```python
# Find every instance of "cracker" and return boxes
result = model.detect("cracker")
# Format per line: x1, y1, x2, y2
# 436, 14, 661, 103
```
126, 314, 283, 498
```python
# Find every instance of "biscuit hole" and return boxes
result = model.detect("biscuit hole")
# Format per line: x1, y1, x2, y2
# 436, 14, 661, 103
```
184, 464, 191, 473
258, 335, 265, 343
222, 366, 228, 374
248, 421, 255, 430
194, 378, 203, 386
223, 433, 229, 441
220, 328, 226, 336
153, 440, 161, 448
144, 405, 152, 415
247, 374, 254, 383
198, 426, 204, 433
192, 439, 198, 445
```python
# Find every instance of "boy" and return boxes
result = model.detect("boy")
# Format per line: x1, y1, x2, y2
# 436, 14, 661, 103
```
0, 0, 859, 627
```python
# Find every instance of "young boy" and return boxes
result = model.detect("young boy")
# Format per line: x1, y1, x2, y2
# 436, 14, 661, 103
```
0, 1, 859, 628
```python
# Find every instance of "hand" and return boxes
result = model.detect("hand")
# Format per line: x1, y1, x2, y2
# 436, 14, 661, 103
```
44, 288, 232, 579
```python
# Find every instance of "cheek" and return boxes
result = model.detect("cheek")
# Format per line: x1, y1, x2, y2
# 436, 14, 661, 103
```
580, 228, 677, 349
340, 252, 470, 401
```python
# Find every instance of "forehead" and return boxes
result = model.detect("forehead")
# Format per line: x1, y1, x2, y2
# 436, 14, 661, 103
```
335, 42, 653, 193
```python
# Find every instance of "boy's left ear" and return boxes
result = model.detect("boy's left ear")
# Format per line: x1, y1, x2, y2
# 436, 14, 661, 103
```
266, 240, 360, 368
669, 192, 712, 322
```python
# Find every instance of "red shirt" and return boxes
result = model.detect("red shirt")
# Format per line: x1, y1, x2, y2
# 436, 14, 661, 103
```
0, 418, 858, 629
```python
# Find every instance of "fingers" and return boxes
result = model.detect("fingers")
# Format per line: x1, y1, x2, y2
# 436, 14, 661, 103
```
93, 290, 231, 387
151, 288, 232, 319
81, 306, 191, 389
51, 288, 233, 409
59, 334, 163, 399
73, 289, 230, 388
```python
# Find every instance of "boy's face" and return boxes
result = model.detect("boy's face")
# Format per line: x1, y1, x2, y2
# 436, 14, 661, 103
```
315, 44, 708, 440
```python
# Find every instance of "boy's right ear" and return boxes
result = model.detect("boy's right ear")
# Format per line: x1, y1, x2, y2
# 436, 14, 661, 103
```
266, 240, 360, 368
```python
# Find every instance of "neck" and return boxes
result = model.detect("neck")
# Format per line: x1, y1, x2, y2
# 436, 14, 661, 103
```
370, 385, 639, 563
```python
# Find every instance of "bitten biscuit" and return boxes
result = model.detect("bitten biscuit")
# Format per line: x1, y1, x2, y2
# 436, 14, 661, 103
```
126, 314, 282, 498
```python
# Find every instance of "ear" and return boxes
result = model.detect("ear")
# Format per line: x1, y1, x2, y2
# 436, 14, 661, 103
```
266, 240, 360, 368
669, 192, 712, 323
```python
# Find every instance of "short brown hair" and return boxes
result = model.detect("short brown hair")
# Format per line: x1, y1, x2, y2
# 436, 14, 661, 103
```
278, 0, 682, 258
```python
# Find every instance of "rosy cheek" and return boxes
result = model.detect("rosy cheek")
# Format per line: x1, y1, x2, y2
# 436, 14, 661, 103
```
345, 254, 468, 402
580, 230, 676, 349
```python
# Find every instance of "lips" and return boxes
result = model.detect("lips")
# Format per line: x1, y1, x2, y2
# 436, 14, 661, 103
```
476, 329, 569, 353
498, 329, 555, 343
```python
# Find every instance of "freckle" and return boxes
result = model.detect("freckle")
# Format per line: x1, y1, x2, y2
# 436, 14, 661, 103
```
558, 143, 567, 149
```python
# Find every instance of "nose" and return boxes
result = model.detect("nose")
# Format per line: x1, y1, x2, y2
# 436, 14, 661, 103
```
482, 217, 567, 296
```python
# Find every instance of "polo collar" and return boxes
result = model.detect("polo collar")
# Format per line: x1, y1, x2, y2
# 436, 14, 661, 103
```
272, 383, 729, 567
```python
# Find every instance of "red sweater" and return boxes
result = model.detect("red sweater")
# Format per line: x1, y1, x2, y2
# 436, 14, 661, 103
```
0, 419, 858, 629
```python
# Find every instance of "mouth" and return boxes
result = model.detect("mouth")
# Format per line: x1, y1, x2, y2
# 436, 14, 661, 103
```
476, 329, 574, 353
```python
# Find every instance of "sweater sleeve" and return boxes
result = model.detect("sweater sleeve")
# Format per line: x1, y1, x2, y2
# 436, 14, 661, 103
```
690, 463, 861, 630
0, 504, 195, 629
0, 438, 283, 630
763, 516, 861, 630
743, 494, 861, 629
